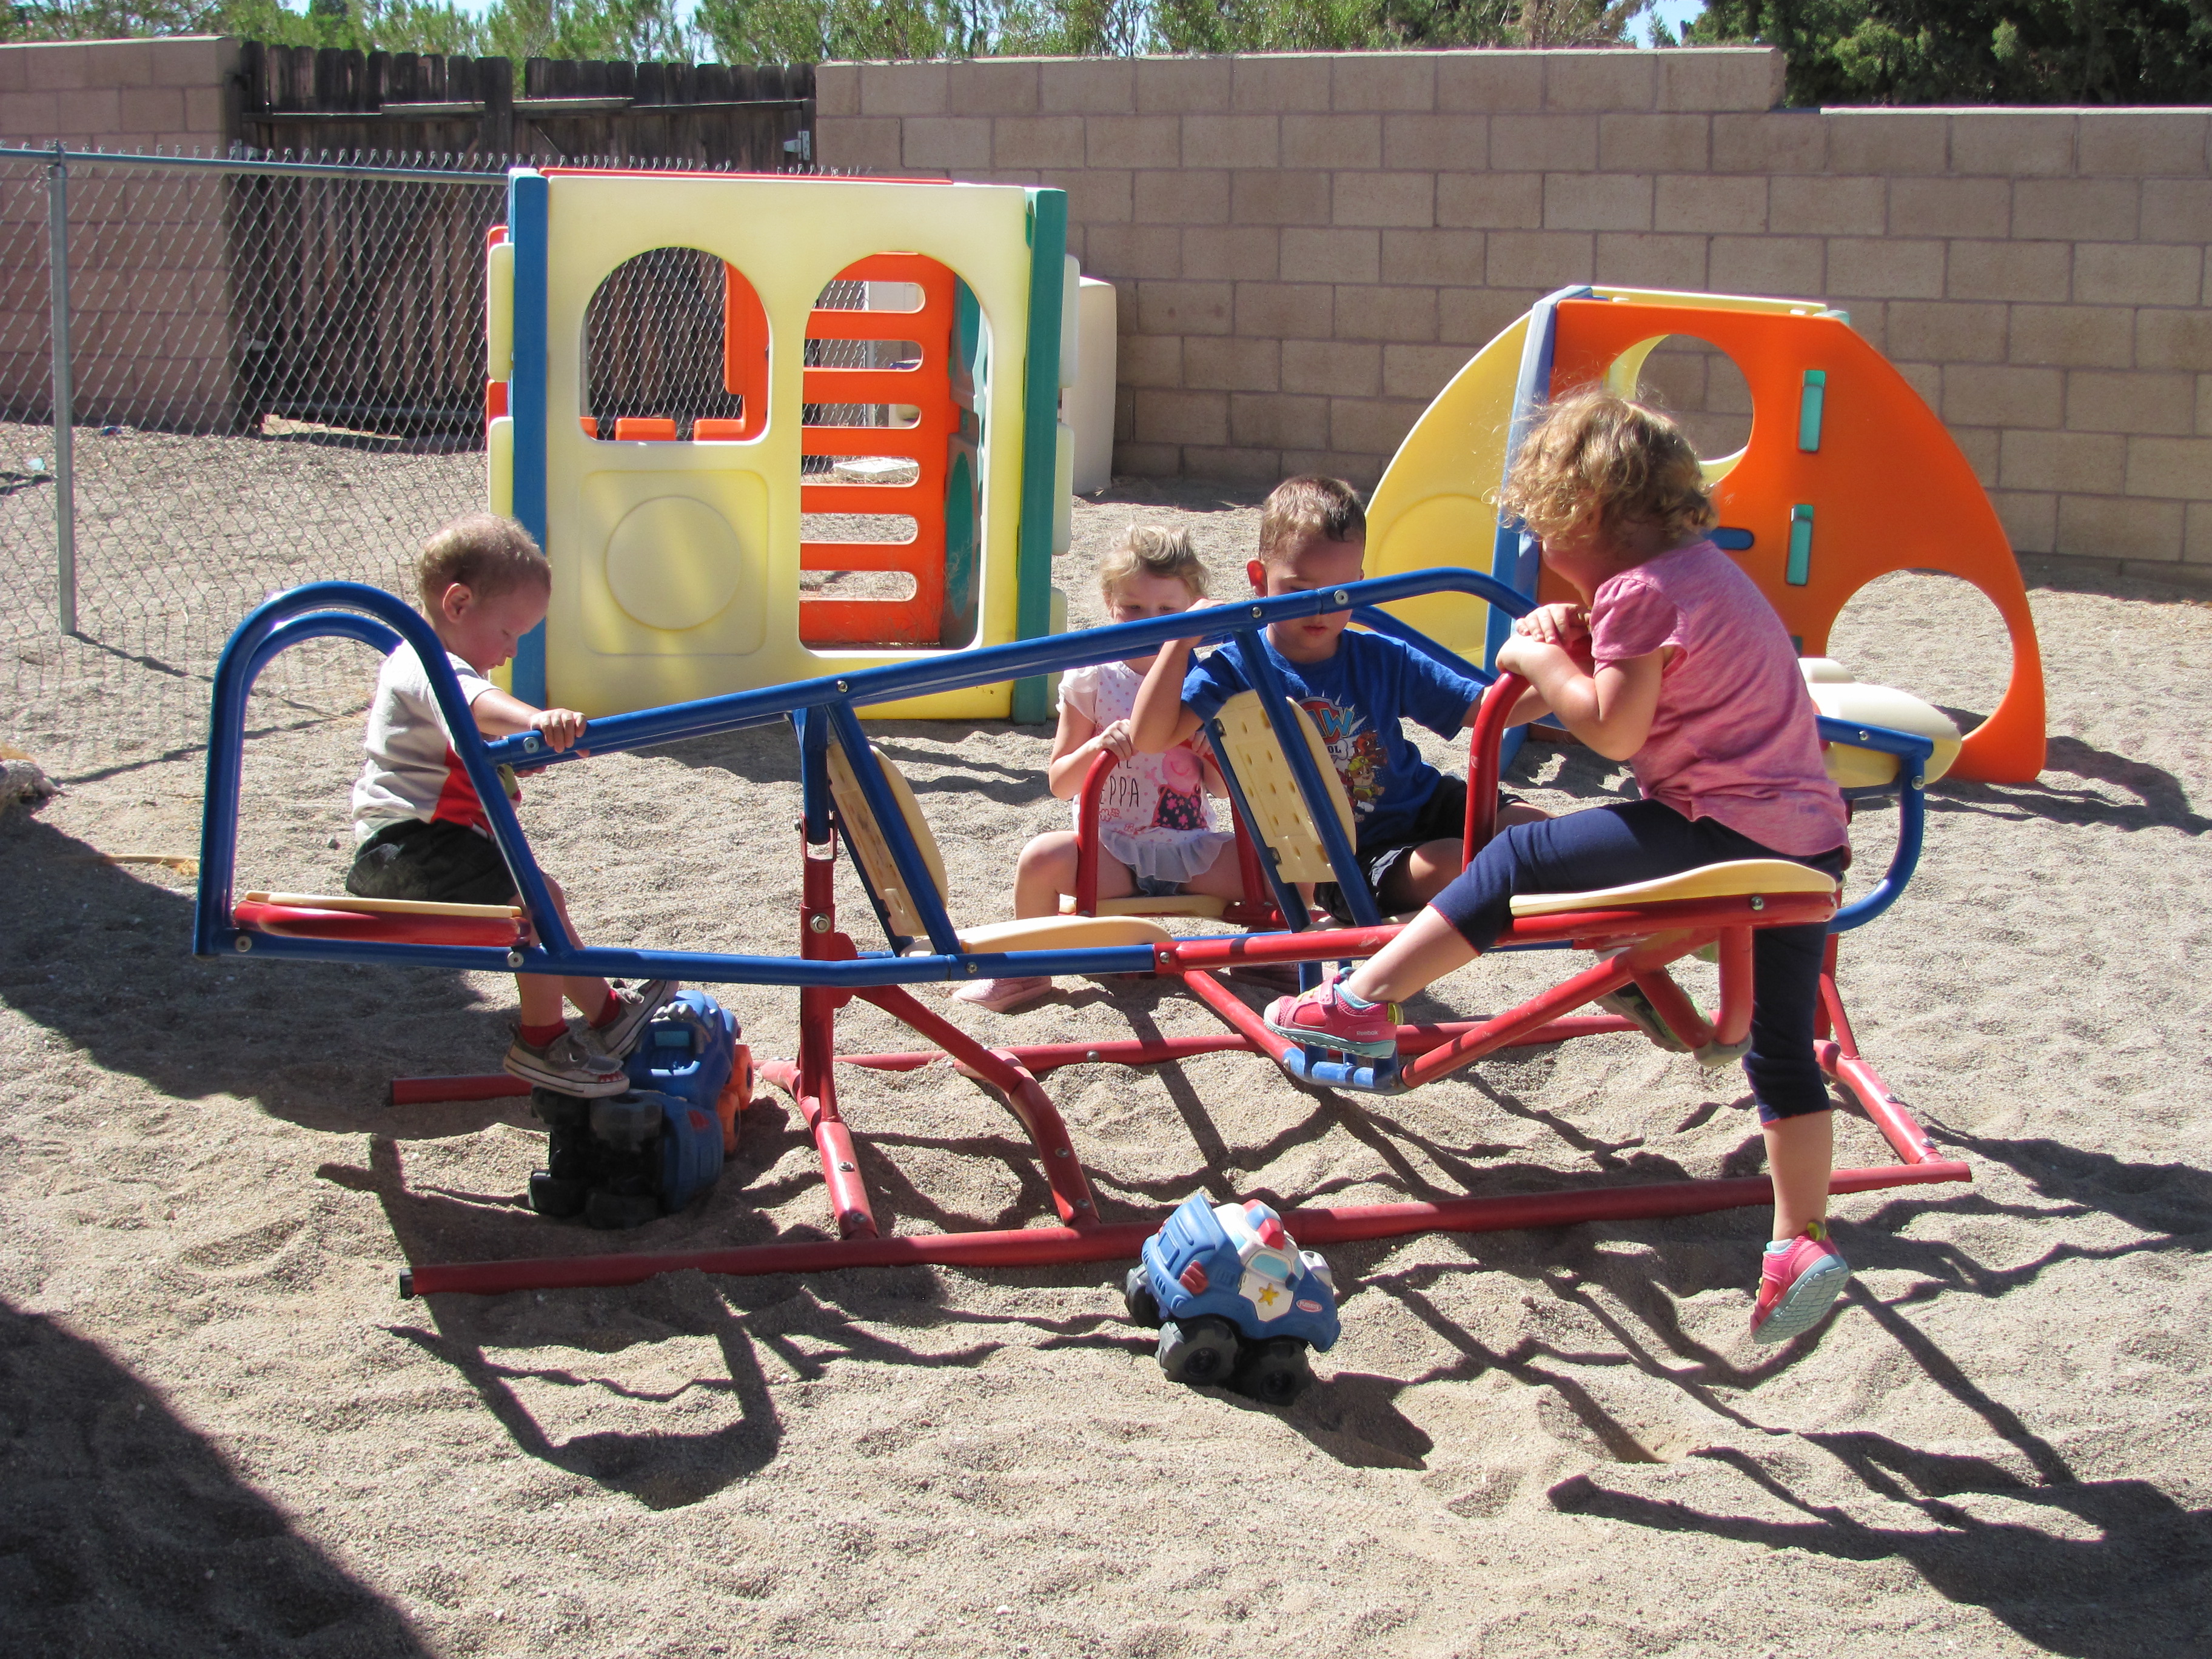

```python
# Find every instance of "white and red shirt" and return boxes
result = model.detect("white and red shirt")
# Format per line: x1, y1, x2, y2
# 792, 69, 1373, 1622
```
351, 643, 517, 843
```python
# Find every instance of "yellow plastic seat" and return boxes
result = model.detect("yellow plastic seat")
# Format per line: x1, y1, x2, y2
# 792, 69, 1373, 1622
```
1059, 893, 1230, 919
825, 741, 1170, 952
240, 891, 523, 921
1507, 859, 1838, 918
1799, 660, 1962, 788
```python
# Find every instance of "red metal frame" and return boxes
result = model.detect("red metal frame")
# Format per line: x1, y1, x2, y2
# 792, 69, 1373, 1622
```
397, 688, 1969, 1296
1070, 748, 1280, 927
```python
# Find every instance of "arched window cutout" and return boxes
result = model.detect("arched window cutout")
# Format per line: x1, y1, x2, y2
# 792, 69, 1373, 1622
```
580, 246, 768, 442
1827, 571, 2008, 737
800, 253, 987, 650
1605, 335, 1754, 486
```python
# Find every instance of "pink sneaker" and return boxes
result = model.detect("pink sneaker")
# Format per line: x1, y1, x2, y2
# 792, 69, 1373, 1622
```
1749, 1221, 1851, 1345
1262, 981, 1400, 1059
950, 975, 1054, 1014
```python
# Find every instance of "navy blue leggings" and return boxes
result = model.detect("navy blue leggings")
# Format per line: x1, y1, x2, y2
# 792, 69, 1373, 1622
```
1429, 798, 1847, 1120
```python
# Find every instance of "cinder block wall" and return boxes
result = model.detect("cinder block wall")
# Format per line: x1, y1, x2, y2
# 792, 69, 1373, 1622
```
818, 49, 2212, 578
1, 37, 242, 428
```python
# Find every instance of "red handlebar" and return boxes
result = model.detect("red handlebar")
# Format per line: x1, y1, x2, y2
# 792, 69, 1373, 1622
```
1464, 672, 1529, 868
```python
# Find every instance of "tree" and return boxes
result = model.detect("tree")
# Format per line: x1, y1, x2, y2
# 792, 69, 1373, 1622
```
1687, 0, 2212, 104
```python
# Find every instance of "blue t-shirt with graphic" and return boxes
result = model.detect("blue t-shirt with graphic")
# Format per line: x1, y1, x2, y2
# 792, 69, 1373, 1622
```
1182, 629, 1486, 851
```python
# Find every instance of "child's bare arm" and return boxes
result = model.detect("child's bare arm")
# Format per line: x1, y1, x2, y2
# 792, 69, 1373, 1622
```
1130, 639, 1205, 753
1044, 703, 1114, 800
469, 686, 587, 751
1496, 632, 1666, 761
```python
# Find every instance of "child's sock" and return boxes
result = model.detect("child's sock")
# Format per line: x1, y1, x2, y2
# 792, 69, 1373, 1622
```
519, 1018, 568, 1049
587, 991, 622, 1030
1335, 985, 1380, 1011
1764, 1238, 1795, 1256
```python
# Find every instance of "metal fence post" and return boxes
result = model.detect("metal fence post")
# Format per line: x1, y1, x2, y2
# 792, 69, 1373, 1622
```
46, 141, 76, 636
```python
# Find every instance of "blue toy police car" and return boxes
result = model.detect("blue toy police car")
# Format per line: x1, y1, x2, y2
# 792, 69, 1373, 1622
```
1124, 1193, 1340, 1406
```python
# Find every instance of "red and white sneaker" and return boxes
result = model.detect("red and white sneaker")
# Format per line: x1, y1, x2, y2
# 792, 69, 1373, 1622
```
1749, 1221, 1851, 1345
1262, 981, 1400, 1059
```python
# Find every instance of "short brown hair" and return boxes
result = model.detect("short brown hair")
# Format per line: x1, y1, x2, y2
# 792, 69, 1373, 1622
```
416, 514, 549, 611
1098, 524, 1205, 603
1258, 476, 1365, 566
1498, 389, 1716, 546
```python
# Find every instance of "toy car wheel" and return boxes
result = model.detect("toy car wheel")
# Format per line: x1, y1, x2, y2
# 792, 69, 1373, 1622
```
1234, 1336, 1313, 1408
1123, 1265, 1162, 1329
584, 1189, 660, 1230
527, 1170, 588, 1218
1156, 1316, 1239, 1387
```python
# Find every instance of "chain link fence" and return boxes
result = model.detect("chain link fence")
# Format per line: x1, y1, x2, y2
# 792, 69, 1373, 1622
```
1, 144, 848, 786
0, 149, 505, 783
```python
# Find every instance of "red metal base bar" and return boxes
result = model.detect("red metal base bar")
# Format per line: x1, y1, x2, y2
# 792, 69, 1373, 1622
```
395, 816, 1969, 1299
398, 1158, 1968, 1298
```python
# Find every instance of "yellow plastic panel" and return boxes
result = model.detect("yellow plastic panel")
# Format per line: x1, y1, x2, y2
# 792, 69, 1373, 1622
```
486, 415, 513, 517
574, 470, 767, 669
536, 172, 1039, 720
485, 239, 513, 380
1059, 253, 1081, 389
1362, 315, 1524, 663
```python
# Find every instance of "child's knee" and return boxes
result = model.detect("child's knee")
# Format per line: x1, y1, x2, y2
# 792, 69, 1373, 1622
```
1019, 832, 1077, 876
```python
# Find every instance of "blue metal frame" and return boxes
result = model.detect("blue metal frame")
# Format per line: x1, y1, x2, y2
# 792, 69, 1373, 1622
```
506, 169, 550, 706
195, 569, 1528, 987
1486, 284, 1592, 672
193, 569, 1927, 999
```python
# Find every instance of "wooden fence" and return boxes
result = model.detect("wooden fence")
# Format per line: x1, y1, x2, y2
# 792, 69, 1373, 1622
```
240, 44, 815, 171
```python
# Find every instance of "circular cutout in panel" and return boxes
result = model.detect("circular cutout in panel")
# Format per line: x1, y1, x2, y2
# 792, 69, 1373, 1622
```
605, 496, 744, 632
1606, 335, 1755, 482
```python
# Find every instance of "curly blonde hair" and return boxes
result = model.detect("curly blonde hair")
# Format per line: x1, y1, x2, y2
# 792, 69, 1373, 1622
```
1098, 524, 1206, 603
1498, 390, 1716, 548
416, 513, 549, 611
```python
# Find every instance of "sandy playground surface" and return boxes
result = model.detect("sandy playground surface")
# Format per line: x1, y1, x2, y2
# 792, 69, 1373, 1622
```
2, 481, 2210, 1657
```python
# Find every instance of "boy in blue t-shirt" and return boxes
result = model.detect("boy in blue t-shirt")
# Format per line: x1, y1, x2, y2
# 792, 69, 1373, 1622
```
1130, 477, 1540, 916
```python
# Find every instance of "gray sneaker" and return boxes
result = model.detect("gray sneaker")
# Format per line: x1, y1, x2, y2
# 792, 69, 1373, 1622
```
503, 1026, 630, 1097
1595, 984, 1693, 1053
591, 979, 682, 1061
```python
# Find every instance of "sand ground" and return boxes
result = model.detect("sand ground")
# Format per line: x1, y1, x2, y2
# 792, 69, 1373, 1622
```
2, 482, 2209, 1658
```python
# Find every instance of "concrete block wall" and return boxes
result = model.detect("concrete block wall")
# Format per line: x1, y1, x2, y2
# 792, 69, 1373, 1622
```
818, 49, 2212, 577
1, 38, 244, 429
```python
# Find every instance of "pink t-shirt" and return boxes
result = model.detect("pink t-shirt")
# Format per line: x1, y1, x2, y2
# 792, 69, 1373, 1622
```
1587, 540, 1848, 857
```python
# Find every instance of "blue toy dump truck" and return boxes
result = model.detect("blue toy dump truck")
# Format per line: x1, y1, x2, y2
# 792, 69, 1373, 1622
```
526, 991, 740, 1229
1125, 1193, 1340, 1406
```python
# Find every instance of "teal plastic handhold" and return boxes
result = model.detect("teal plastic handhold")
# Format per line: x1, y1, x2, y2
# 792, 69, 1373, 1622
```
1798, 370, 1826, 453
1786, 504, 1815, 585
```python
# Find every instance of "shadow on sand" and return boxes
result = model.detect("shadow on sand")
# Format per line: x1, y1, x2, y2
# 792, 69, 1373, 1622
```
0, 1299, 430, 1655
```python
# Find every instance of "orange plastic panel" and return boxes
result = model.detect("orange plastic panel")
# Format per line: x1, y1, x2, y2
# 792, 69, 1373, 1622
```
799, 252, 959, 648
579, 416, 597, 438
1547, 301, 2045, 783
720, 266, 769, 440
485, 379, 507, 423
612, 416, 677, 441
692, 418, 747, 441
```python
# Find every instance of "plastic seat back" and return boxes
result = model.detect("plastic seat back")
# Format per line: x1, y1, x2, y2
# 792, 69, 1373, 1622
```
825, 741, 950, 940
1209, 691, 1356, 886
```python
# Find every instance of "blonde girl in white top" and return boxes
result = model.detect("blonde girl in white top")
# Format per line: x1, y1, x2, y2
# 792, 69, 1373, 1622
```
954, 527, 1245, 1013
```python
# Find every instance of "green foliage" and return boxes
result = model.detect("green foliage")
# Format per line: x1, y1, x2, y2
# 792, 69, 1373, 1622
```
2, 0, 1652, 57
1687, 0, 2212, 104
